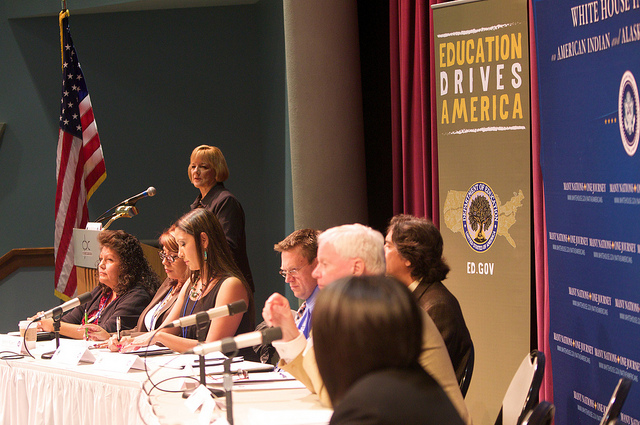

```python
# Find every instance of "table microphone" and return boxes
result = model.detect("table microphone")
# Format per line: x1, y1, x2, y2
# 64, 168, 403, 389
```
32, 292, 93, 322
186, 327, 283, 356
161, 299, 248, 329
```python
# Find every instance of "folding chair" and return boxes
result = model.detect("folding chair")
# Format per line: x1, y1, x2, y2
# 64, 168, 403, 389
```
459, 343, 474, 398
599, 378, 632, 425
494, 350, 545, 425
520, 401, 554, 425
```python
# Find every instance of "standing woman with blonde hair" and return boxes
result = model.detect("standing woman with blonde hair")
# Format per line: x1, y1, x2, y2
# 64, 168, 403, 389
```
121, 208, 255, 356
188, 145, 254, 292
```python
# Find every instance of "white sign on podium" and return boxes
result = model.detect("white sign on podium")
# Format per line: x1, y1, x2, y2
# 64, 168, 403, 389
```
72, 228, 101, 268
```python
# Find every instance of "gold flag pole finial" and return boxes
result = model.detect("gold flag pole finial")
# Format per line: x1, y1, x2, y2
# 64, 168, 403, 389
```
59, 7, 70, 69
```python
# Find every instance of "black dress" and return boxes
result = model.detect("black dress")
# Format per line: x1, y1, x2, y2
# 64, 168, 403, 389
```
191, 182, 254, 292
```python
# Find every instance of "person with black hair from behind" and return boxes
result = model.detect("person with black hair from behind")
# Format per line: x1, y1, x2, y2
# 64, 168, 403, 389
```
313, 275, 465, 425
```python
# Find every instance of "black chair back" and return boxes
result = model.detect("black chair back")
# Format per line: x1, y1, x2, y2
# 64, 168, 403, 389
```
599, 378, 632, 425
459, 343, 474, 398
520, 401, 555, 425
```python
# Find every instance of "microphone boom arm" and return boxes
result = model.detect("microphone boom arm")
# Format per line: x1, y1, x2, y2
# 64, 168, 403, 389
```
101, 206, 139, 230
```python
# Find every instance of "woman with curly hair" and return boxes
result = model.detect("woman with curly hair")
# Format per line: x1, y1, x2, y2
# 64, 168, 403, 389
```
37, 230, 159, 340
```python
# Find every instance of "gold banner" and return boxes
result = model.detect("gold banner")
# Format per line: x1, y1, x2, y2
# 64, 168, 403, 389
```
433, 0, 532, 422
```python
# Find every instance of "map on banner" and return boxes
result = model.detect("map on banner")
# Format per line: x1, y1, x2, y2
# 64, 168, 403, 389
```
533, 0, 640, 424
443, 187, 525, 249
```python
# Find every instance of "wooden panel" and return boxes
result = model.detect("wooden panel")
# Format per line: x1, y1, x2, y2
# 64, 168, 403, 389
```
0, 248, 54, 282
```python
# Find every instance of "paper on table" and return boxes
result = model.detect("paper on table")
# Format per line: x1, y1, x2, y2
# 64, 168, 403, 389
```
206, 370, 307, 391
200, 360, 274, 375
231, 380, 308, 391
246, 408, 332, 425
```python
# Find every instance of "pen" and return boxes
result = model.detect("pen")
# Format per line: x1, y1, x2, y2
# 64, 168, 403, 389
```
84, 308, 89, 341
116, 316, 121, 342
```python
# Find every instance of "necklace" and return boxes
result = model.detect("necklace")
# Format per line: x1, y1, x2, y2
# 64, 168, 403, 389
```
189, 276, 213, 301
189, 281, 202, 300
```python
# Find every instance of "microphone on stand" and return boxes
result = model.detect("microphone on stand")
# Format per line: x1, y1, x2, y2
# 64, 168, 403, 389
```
32, 292, 93, 322
119, 187, 156, 207
186, 327, 283, 356
94, 186, 156, 223
161, 300, 247, 329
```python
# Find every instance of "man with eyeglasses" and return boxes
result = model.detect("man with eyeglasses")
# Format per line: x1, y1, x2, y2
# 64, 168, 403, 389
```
273, 229, 320, 339
262, 223, 471, 425
254, 229, 320, 364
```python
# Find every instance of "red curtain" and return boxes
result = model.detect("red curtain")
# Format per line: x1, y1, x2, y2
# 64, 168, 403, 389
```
390, 0, 553, 404
389, 0, 439, 227
528, 0, 554, 404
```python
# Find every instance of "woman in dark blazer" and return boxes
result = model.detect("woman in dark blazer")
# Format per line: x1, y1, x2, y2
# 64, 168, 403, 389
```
188, 144, 254, 292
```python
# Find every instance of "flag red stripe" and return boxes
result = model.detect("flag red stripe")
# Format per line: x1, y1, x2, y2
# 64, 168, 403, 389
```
54, 132, 74, 214
80, 106, 94, 129
55, 135, 87, 291
55, 17, 106, 298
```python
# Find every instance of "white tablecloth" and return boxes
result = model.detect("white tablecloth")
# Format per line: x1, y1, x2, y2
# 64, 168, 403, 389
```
0, 339, 330, 425
0, 351, 158, 425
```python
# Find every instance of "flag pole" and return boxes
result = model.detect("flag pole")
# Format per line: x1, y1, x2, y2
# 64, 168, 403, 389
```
59, 8, 69, 69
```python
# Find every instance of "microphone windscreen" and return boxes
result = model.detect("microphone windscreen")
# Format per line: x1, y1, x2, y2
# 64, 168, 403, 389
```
228, 299, 248, 316
147, 187, 157, 197
77, 292, 93, 304
262, 326, 283, 344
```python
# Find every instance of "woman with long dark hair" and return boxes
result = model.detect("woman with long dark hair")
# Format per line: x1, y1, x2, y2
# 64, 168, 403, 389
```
121, 208, 254, 353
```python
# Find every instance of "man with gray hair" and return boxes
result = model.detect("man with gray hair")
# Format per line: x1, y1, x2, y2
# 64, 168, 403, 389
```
263, 223, 471, 425
312, 223, 386, 289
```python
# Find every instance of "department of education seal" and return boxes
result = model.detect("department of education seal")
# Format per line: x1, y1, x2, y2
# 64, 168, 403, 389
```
619, 71, 640, 156
462, 182, 499, 252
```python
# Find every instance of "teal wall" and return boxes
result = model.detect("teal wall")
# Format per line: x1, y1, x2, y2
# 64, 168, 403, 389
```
0, 0, 292, 332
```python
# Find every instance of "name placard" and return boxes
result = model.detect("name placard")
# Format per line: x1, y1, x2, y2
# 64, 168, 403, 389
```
92, 352, 145, 373
51, 341, 96, 366
0, 334, 29, 355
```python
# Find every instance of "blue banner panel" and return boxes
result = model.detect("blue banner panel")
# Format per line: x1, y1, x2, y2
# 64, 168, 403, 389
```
533, 1, 640, 424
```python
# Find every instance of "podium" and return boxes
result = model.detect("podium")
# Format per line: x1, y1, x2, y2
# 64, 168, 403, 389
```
72, 229, 166, 294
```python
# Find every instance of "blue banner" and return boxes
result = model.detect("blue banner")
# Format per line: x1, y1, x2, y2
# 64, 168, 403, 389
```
533, 1, 640, 424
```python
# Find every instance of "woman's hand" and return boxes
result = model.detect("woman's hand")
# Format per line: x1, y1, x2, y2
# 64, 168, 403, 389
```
36, 317, 54, 333
119, 332, 158, 353
106, 334, 134, 352
79, 324, 110, 341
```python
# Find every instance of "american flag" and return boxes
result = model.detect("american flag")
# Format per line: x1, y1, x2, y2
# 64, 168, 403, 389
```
54, 10, 106, 300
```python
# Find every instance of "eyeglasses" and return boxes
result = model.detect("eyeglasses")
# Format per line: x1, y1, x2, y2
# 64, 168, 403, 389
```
278, 263, 309, 278
158, 251, 180, 264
